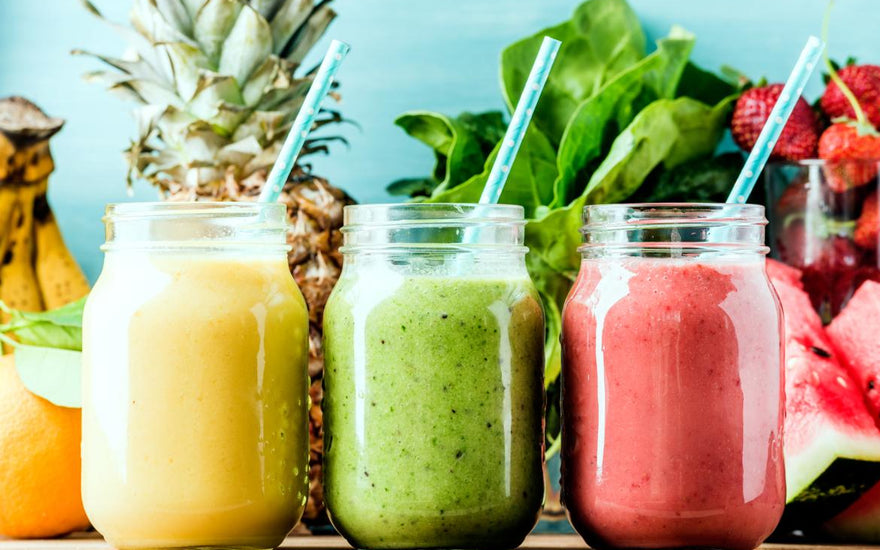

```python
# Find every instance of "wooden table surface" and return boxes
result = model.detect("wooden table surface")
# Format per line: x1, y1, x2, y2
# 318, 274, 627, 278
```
0, 534, 875, 550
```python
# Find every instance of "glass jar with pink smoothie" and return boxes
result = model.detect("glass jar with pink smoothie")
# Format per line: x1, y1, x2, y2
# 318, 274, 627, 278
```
560, 203, 785, 550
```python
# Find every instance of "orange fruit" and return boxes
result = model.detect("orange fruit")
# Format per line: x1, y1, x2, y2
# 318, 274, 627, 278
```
0, 353, 89, 538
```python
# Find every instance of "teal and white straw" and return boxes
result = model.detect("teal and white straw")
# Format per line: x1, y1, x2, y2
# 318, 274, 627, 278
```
259, 39, 351, 203
479, 36, 561, 204
727, 36, 825, 204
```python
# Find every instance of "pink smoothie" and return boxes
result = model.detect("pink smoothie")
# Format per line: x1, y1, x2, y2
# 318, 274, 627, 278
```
561, 257, 785, 550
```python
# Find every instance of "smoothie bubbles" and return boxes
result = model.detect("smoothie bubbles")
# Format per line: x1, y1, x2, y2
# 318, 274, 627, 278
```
560, 203, 786, 549
81, 203, 311, 549
322, 204, 546, 548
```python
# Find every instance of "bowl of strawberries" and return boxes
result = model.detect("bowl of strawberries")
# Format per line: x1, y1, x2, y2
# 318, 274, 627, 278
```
732, 62, 880, 322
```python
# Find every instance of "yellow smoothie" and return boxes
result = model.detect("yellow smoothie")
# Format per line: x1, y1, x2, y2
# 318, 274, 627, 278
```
82, 252, 310, 549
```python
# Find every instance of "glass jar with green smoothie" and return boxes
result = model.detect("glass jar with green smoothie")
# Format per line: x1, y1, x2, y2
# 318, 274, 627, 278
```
323, 203, 545, 549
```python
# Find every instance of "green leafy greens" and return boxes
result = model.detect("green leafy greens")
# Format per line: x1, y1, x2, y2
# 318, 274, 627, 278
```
0, 298, 85, 408
387, 0, 741, 453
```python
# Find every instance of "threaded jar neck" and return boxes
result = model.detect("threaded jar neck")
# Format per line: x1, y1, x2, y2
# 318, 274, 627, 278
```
580, 203, 769, 258
340, 203, 527, 255
102, 202, 289, 252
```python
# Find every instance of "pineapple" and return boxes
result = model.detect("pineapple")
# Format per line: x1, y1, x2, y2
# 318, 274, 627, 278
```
77, 0, 353, 524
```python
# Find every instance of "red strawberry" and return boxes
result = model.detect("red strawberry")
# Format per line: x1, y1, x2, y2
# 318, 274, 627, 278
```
855, 191, 879, 250
731, 83, 819, 161
818, 123, 880, 191
821, 64, 880, 129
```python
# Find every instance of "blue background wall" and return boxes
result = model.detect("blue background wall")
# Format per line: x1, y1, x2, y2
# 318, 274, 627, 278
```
1, 0, 878, 281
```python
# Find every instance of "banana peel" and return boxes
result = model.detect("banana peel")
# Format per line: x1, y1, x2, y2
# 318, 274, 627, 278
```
0, 97, 88, 352
33, 189, 90, 310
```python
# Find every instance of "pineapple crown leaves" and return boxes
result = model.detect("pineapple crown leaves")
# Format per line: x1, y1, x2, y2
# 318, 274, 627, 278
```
74, 0, 343, 191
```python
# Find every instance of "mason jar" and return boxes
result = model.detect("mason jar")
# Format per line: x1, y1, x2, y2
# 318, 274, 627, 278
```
323, 203, 545, 549
82, 203, 310, 550
561, 203, 785, 550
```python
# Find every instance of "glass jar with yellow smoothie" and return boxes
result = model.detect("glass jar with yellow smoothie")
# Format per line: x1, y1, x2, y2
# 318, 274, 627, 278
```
81, 203, 310, 550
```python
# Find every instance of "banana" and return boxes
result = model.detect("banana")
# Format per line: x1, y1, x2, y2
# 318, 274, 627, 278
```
0, 182, 44, 352
0, 182, 44, 312
0, 134, 54, 184
0, 185, 17, 265
33, 186, 90, 309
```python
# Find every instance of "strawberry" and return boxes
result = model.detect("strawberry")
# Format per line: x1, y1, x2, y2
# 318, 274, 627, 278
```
821, 64, 880, 129
818, 123, 880, 191
855, 191, 879, 250
731, 84, 819, 161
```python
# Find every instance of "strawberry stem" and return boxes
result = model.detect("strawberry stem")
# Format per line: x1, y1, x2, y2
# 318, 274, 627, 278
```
823, 1, 872, 131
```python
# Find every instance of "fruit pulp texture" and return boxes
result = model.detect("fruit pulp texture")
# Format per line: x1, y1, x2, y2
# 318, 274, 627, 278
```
561, 257, 785, 550
323, 273, 545, 549
82, 253, 310, 549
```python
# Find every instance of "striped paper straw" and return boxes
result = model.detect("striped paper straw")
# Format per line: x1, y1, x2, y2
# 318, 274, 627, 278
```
259, 39, 351, 203
479, 36, 561, 204
727, 36, 824, 204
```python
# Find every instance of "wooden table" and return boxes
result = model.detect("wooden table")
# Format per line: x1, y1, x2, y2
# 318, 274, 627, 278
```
0, 534, 875, 550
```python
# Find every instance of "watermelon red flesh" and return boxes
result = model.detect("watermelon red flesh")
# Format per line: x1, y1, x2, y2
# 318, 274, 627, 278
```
827, 280, 880, 428
767, 257, 805, 290
766, 261, 880, 502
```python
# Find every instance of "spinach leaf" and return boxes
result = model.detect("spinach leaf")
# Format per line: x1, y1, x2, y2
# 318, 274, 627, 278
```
428, 126, 557, 218
0, 297, 85, 351
14, 345, 82, 408
527, 95, 735, 275
583, 95, 735, 204
552, 29, 695, 207
640, 152, 745, 203
526, 253, 574, 386
500, 0, 646, 146
676, 62, 740, 105
386, 177, 437, 198
391, 110, 506, 195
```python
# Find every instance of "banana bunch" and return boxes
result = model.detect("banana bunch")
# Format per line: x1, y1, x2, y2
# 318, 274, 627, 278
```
0, 97, 90, 349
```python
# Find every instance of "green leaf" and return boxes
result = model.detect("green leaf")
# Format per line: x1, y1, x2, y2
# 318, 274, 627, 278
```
386, 177, 439, 198
282, 3, 335, 64
270, 0, 315, 56
393, 110, 506, 195
14, 346, 82, 408
526, 96, 735, 276
676, 61, 740, 105
500, 0, 646, 145
552, 30, 695, 207
194, 0, 243, 66
0, 297, 85, 351
218, 4, 272, 85
638, 152, 745, 203
426, 125, 557, 218
525, 253, 573, 386
583, 95, 735, 204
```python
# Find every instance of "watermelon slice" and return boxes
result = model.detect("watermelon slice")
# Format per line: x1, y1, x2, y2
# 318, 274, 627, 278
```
767, 257, 805, 289
828, 280, 880, 427
766, 260, 880, 512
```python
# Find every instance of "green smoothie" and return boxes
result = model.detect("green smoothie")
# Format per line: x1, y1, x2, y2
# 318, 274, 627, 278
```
323, 272, 545, 549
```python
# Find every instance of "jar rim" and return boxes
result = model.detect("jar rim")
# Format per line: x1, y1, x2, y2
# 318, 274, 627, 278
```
105, 201, 287, 222
340, 203, 526, 253
102, 201, 290, 252
580, 203, 768, 255
583, 203, 766, 228
343, 203, 525, 226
